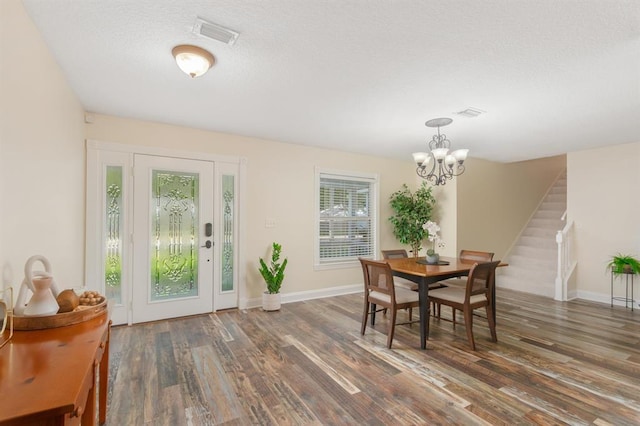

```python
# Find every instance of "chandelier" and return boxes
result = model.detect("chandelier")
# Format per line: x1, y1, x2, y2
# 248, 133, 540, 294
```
412, 117, 469, 186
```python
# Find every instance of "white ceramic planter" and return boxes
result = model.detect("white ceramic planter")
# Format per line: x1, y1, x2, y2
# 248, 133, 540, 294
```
262, 292, 281, 311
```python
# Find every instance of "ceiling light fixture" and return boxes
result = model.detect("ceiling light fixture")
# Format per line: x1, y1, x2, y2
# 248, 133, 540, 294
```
172, 45, 215, 78
412, 118, 469, 186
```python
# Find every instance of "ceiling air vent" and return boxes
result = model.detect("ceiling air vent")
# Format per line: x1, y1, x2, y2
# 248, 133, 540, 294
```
193, 17, 239, 46
455, 107, 485, 118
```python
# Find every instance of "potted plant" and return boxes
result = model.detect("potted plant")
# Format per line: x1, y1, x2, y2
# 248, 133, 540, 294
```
606, 254, 640, 275
388, 183, 436, 258
422, 220, 444, 264
259, 242, 288, 311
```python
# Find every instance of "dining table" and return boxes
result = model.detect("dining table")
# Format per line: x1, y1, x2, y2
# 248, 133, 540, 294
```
384, 255, 503, 349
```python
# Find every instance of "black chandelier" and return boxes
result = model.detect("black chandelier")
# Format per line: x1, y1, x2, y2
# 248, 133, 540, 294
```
412, 117, 469, 186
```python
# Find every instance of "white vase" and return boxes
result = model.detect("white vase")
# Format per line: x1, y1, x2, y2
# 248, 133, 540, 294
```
24, 276, 59, 316
262, 292, 281, 311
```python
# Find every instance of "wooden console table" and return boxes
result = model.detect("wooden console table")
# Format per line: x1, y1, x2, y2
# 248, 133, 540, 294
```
0, 311, 111, 425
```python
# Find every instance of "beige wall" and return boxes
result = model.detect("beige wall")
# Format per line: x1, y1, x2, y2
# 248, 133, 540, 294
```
457, 155, 567, 260
0, 0, 86, 290
86, 115, 421, 300
568, 142, 640, 301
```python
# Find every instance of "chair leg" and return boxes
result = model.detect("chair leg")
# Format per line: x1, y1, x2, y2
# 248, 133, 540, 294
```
361, 301, 369, 335
371, 303, 377, 326
463, 305, 475, 350
486, 304, 497, 343
452, 307, 456, 329
387, 307, 398, 348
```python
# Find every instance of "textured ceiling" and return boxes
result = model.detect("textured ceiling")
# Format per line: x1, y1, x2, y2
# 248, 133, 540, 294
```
22, 0, 640, 162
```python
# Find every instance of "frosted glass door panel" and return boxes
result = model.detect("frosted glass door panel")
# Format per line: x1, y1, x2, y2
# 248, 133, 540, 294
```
151, 170, 199, 301
133, 155, 214, 323
221, 175, 234, 292
215, 163, 239, 311
105, 166, 123, 304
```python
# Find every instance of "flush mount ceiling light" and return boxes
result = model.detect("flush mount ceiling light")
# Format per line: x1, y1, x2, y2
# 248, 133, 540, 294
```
412, 118, 469, 186
172, 45, 215, 78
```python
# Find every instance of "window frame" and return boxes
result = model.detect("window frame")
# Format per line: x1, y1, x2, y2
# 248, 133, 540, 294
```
314, 167, 379, 270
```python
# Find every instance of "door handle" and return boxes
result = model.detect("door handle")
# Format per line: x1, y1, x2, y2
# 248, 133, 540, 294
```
201, 240, 212, 249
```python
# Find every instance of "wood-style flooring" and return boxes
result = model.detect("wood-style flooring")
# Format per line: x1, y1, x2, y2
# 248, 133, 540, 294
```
106, 289, 640, 425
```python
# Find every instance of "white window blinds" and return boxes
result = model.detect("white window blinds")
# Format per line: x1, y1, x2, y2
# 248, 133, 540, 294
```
316, 170, 377, 266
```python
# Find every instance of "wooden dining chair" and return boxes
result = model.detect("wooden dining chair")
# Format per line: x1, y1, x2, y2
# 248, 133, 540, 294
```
359, 258, 420, 348
432, 249, 495, 317
380, 249, 418, 291
460, 249, 495, 263
428, 260, 500, 350
440, 250, 495, 287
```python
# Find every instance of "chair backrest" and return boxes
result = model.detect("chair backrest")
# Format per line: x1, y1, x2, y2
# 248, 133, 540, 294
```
465, 260, 501, 301
359, 258, 396, 302
381, 249, 408, 259
460, 250, 494, 263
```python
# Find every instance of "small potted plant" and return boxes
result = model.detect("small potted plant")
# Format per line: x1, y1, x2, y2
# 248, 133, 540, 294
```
607, 254, 640, 275
259, 242, 288, 311
422, 220, 444, 264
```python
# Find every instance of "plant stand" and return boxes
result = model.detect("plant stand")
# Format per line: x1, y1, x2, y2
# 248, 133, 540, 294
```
611, 270, 636, 311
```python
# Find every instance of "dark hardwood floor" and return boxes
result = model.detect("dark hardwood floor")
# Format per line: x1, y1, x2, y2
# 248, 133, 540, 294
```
106, 289, 640, 425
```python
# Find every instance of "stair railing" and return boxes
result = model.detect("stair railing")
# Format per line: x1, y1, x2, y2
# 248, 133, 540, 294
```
555, 213, 575, 301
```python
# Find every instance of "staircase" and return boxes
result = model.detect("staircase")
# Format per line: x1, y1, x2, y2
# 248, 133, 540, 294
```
498, 171, 567, 298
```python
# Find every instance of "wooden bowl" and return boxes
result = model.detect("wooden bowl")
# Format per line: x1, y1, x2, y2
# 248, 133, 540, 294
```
14, 299, 108, 331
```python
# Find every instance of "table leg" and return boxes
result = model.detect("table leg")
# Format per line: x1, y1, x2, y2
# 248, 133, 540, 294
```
99, 321, 111, 425
418, 280, 430, 349
82, 362, 97, 425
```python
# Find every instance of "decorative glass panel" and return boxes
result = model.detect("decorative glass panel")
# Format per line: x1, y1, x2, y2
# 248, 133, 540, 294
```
151, 170, 199, 301
222, 175, 235, 292
105, 166, 122, 303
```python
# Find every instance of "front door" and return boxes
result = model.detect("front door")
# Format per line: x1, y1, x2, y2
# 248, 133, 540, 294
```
132, 154, 214, 323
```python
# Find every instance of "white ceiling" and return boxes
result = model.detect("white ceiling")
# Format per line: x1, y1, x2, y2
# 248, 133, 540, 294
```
22, 0, 640, 163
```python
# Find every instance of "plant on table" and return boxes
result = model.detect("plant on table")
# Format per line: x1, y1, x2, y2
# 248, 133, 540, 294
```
606, 254, 640, 275
388, 182, 436, 257
422, 220, 445, 258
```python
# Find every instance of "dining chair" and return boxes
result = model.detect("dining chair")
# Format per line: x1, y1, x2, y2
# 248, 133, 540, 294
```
380, 249, 418, 291
439, 249, 495, 288
428, 260, 500, 350
460, 249, 495, 264
359, 258, 420, 348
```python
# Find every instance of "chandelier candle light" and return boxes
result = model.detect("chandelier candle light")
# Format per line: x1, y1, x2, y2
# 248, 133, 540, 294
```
412, 118, 469, 186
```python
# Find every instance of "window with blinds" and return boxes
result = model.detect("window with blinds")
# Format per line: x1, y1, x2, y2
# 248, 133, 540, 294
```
316, 169, 378, 267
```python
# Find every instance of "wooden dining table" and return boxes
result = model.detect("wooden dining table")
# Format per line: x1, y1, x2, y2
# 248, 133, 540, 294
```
384, 255, 502, 349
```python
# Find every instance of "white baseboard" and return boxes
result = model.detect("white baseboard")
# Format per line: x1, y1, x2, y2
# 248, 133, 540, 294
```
575, 289, 639, 308
240, 283, 362, 310
237, 284, 638, 312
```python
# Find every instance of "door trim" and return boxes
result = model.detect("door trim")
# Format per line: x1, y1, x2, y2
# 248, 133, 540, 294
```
86, 140, 247, 325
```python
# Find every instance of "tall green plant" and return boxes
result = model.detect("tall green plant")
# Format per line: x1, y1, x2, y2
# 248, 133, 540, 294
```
258, 242, 288, 294
388, 183, 436, 256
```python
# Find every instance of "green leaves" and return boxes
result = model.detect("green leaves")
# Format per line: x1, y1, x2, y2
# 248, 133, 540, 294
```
259, 242, 288, 293
607, 253, 640, 275
388, 183, 436, 253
